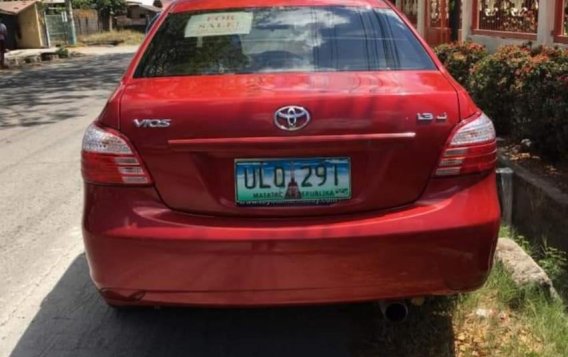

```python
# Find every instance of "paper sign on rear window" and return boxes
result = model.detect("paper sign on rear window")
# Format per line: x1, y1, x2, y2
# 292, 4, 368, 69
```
185, 12, 253, 37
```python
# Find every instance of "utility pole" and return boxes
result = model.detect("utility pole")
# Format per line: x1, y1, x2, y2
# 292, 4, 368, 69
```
65, 0, 77, 45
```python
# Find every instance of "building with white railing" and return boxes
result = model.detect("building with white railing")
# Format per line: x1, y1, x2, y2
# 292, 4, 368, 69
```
393, 1, 567, 51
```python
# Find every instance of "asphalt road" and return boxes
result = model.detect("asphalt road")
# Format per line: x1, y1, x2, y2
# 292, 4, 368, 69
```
0, 52, 456, 357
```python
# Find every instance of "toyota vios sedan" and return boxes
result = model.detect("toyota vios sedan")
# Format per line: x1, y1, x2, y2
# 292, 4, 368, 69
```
81, 0, 500, 307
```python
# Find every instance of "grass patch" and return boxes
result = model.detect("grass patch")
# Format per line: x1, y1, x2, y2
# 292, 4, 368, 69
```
78, 30, 144, 46
500, 225, 568, 297
452, 263, 568, 357
355, 264, 568, 357
355, 227, 568, 356
351, 227, 568, 357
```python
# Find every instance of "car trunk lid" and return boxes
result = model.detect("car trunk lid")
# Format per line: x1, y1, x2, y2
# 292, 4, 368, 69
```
120, 71, 459, 217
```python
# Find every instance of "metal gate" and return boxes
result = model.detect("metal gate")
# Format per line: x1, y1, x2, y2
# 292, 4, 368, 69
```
425, 0, 451, 46
424, 0, 462, 45
45, 13, 71, 46
400, 0, 419, 27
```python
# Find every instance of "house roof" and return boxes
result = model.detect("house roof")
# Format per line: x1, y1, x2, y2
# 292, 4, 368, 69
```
137, 4, 161, 12
126, 0, 173, 8
126, 0, 163, 14
126, 0, 156, 6
0, 0, 38, 15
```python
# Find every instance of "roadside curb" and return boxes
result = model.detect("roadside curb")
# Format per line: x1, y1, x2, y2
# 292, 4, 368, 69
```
496, 153, 568, 262
1, 46, 139, 73
2, 52, 81, 72
496, 237, 560, 300
498, 153, 568, 207
70, 45, 139, 56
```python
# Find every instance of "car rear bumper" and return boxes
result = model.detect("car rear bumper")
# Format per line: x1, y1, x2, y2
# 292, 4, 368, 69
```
83, 173, 500, 306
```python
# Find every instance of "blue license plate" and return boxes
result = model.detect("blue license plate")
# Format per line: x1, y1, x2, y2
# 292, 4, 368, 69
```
235, 157, 351, 206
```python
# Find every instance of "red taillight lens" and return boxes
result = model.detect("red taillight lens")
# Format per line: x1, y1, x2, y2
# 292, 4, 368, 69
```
435, 113, 497, 177
81, 123, 152, 185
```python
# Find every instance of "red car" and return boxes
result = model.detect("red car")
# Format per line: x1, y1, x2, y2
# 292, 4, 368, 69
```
81, 0, 500, 312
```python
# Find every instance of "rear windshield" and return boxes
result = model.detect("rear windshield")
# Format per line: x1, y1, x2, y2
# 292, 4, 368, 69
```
135, 7, 435, 77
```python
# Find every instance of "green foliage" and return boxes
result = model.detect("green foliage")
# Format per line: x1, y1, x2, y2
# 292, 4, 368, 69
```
96, 0, 125, 14
458, 226, 568, 355
72, 0, 125, 14
512, 46, 568, 161
488, 263, 535, 310
436, 42, 568, 161
71, 0, 93, 9
491, 264, 568, 357
538, 241, 568, 290
55, 47, 69, 58
457, 263, 568, 356
434, 41, 487, 89
467, 45, 531, 135
503, 225, 568, 298
513, 233, 536, 257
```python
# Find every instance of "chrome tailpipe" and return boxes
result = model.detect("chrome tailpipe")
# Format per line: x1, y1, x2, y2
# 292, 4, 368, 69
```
379, 300, 409, 322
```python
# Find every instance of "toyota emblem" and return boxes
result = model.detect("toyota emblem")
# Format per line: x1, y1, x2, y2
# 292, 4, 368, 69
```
274, 106, 311, 131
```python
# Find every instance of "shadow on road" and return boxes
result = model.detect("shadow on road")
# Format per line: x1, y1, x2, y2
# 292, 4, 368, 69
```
10, 254, 456, 357
0, 54, 132, 129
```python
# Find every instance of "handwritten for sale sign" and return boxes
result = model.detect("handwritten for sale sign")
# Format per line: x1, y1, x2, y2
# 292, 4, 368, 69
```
185, 12, 253, 37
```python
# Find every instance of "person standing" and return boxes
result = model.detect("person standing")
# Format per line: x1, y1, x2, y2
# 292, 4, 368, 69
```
0, 17, 7, 68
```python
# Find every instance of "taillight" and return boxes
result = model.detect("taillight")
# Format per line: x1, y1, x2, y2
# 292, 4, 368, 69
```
435, 113, 497, 177
81, 123, 152, 185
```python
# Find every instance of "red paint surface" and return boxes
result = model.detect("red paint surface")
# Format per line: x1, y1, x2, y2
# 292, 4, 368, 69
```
84, 0, 500, 306
84, 173, 500, 306
118, 72, 461, 217
172, 0, 390, 13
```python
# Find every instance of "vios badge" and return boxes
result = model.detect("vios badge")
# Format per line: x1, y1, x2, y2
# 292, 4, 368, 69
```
134, 119, 171, 128
274, 106, 311, 131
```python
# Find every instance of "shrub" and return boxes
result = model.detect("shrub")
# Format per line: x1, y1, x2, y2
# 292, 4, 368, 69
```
467, 44, 568, 161
435, 42, 568, 161
434, 41, 487, 88
467, 45, 531, 135
513, 49, 568, 160
55, 47, 69, 58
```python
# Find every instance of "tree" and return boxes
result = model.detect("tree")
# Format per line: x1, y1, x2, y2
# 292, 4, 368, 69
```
71, 0, 93, 9
94, 0, 125, 14
72, 0, 125, 12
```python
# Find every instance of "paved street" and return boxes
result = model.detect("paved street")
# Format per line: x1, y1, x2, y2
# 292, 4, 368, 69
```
0, 53, 454, 357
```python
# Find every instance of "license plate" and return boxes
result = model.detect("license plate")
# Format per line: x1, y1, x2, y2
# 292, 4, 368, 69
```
235, 158, 351, 206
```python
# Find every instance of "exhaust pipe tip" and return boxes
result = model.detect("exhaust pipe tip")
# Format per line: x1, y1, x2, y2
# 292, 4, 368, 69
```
379, 300, 409, 323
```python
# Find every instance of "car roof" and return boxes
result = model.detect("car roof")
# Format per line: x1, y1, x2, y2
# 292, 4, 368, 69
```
171, 0, 390, 13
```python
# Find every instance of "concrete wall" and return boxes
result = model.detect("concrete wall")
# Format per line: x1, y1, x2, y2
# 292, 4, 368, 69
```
498, 157, 568, 255
468, 35, 527, 53
16, 4, 44, 48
